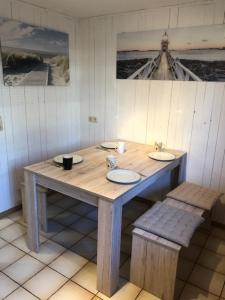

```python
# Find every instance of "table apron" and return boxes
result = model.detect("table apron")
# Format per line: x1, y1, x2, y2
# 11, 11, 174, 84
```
36, 175, 98, 207
117, 157, 183, 206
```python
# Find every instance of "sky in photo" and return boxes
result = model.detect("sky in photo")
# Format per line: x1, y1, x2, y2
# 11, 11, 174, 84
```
0, 16, 69, 54
117, 24, 225, 51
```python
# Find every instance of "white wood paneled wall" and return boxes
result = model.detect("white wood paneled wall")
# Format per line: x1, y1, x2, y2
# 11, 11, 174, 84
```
78, 0, 225, 196
0, 0, 80, 212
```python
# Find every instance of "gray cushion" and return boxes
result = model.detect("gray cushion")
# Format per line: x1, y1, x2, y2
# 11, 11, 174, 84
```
134, 202, 204, 247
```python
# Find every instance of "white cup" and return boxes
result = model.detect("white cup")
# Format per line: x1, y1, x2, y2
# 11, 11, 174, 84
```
117, 141, 125, 154
106, 155, 118, 170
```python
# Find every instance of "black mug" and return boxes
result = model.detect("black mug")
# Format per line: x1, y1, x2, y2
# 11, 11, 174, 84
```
63, 155, 73, 170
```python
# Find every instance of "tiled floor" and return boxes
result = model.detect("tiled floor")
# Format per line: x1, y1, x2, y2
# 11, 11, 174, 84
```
0, 193, 225, 299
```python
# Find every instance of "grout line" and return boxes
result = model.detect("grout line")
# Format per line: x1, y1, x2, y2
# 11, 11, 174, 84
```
0, 223, 97, 299
183, 232, 225, 298
134, 289, 142, 300
3, 199, 225, 299
0, 198, 141, 299
220, 282, 225, 299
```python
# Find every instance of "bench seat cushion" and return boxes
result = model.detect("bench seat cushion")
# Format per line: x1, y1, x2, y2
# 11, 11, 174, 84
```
167, 182, 222, 210
134, 202, 204, 247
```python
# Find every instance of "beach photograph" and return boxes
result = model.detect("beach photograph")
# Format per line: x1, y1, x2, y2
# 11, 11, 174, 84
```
117, 24, 225, 81
0, 16, 69, 86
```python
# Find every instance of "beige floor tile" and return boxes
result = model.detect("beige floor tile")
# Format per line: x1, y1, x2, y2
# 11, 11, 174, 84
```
123, 224, 134, 236
177, 258, 194, 281
72, 262, 97, 294
136, 290, 161, 300
48, 205, 64, 218
212, 228, 225, 241
0, 217, 13, 230
191, 230, 209, 247
206, 236, 225, 255
8, 210, 23, 222
71, 237, 97, 260
180, 244, 202, 262
198, 249, 225, 274
120, 259, 130, 280
49, 250, 87, 278
42, 220, 65, 239
24, 266, 67, 299
180, 283, 219, 300
4, 287, 39, 299
52, 228, 83, 248
12, 234, 46, 253
11, 235, 30, 253
4, 254, 45, 284
0, 272, 19, 299
0, 223, 26, 242
0, 244, 24, 270
222, 285, 225, 298
88, 229, 97, 240
49, 281, 94, 300
29, 240, 65, 264
174, 279, 185, 300
92, 297, 103, 300
0, 237, 7, 248
55, 196, 80, 209
121, 234, 132, 255
189, 265, 225, 296
97, 282, 141, 300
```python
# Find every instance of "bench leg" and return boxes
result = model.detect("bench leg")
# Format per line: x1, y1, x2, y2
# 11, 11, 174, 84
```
131, 235, 179, 300
130, 234, 147, 288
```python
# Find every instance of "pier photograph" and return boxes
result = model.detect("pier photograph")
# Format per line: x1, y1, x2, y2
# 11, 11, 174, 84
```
117, 24, 225, 81
0, 16, 69, 86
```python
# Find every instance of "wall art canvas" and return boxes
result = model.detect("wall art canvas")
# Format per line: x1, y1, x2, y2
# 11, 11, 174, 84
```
0, 16, 69, 86
117, 24, 225, 81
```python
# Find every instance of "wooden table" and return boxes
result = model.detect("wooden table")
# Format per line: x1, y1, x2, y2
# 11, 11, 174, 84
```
24, 141, 186, 297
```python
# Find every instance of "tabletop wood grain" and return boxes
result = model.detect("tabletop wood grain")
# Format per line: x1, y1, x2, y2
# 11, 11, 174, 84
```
25, 141, 185, 201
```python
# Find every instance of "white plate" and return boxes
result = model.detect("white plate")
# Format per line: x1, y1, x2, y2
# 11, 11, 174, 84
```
53, 154, 83, 164
107, 169, 141, 184
100, 142, 118, 149
148, 151, 175, 161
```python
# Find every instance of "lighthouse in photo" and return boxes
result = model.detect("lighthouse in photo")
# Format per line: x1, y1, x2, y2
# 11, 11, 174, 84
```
161, 32, 169, 52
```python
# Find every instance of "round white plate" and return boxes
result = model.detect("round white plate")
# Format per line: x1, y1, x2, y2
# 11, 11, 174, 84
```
53, 154, 83, 164
100, 142, 118, 149
148, 151, 175, 161
107, 169, 141, 184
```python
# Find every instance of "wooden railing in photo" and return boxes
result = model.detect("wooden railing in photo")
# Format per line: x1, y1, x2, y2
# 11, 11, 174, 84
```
128, 54, 161, 79
167, 52, 202, 81
130, 182, 222, 300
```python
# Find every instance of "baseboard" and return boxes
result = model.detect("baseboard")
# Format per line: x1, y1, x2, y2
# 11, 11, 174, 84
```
0, 205, 22, 218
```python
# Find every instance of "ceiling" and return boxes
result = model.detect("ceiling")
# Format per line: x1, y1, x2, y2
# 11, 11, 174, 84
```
22, 0, 193, 18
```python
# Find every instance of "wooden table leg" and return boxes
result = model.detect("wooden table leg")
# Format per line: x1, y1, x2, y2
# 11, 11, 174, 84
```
97, 199, 122, 297
24, 170, 40, 252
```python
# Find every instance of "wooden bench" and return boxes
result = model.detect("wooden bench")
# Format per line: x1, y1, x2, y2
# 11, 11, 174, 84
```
130, 181, 222, 300
167, 181, 223, 229
130, 199, 204, 300
167, 181, 222, 211
21, 182, 48, 232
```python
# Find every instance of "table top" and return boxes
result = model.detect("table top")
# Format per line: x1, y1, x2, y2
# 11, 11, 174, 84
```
24, 141, 185, 201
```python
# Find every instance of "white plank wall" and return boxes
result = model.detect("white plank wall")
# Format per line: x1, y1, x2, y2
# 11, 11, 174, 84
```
78, 0, 225, 197
0, 0, 80, 212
